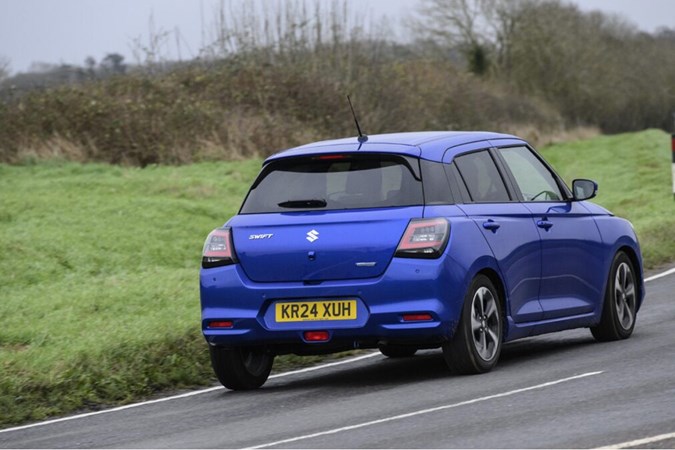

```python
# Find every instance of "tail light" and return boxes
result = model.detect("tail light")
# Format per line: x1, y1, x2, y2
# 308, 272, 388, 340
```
395, 218, 449, 259
202, 228, 238, 268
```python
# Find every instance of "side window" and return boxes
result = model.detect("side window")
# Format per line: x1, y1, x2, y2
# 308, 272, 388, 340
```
454, 151, 510, 203
445, 163, 471, 203
499, 146, 563, 202
421, 160, 454, 204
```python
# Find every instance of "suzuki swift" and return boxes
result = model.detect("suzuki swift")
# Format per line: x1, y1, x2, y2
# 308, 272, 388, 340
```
200, 131, 644, 390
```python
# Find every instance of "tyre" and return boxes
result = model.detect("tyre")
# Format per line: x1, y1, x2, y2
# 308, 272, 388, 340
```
209, 345, 274, 390
442, 274, 503, 374
591, 252, 638, 341
378, 344, 417, 358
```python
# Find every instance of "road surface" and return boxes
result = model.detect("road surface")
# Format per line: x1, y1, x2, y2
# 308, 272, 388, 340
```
2, 269, 674, 448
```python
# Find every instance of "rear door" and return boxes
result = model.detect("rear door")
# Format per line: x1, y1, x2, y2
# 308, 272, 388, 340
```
447, 145, 544, 324
494, 144, 605, 319
233, 154, 424, 283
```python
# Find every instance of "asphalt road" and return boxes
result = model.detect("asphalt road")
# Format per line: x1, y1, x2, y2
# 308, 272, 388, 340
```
2, 270, 674, 449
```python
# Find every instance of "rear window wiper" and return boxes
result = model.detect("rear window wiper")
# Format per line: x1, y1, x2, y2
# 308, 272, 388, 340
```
277, 199, 327, 208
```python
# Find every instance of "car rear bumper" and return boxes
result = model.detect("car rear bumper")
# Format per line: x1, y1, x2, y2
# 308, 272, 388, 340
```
200, 257, 467, 353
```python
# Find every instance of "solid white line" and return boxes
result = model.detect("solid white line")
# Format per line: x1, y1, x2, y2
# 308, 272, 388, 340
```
269, 352, 380, 380
0, 385, 223, 435
0, 352, 380, 435
597, 431, 675, 449
644, 267, 675, 283
2, 265, 673, 436
249, 371, 604, 449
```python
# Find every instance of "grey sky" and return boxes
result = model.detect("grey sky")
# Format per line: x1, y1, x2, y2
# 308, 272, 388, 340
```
1, 0, 673, 74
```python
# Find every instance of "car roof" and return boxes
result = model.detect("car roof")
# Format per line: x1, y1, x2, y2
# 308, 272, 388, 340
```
265, 131, 525, 164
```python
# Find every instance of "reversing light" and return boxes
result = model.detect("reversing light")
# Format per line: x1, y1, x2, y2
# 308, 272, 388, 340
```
402, 313, 433, 322
395, 218, 450, 259
202, 228, 238, 268
304, 331, 330, 342
208, 320, 234, 328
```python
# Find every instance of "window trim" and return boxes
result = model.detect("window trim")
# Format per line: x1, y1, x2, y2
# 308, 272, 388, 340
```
453, 148, 518, 204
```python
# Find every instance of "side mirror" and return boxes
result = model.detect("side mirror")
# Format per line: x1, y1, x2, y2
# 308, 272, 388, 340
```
572, 179, 598, 201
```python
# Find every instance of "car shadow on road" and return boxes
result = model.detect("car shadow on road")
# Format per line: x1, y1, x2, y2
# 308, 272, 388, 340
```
498, 332, 596, 366
230, 332, 600, 395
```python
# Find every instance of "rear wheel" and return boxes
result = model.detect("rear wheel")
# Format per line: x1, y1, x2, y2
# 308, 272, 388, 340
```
209, 345, 274, 390
378, 344, 417, 358
443, 274, 503, 374
591, 252, 637, 341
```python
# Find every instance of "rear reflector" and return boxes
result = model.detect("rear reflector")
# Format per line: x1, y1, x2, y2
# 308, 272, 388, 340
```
402, 313, 433, 322
304, 331, 330, 342
208, 320, 233, 329
395, 218, 450, 259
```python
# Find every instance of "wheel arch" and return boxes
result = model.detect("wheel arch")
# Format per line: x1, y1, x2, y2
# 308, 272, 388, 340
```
617, 245, 644, 311
476, 267, 509, 339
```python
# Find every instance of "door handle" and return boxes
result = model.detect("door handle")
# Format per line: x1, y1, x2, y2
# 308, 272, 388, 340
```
537, 219, 553, 230
482, 220, 501, 232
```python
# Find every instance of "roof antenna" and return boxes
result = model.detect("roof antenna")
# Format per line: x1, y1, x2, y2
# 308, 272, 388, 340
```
347, 95, 368, 143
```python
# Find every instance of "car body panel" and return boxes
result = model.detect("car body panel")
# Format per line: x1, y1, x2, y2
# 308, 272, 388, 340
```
589, 214, 645, 311
267, 132, 517, 164
523, 200, 605, 320
200, 131, 645, 357
230, 207, 423, 282
456, 203, 544, 324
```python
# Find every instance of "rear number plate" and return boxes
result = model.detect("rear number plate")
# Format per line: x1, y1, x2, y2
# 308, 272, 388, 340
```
275, 300, 357, 322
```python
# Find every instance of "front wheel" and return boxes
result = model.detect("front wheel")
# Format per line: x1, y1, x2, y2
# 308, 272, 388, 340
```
209, 345, 274, 390
442, 274, 503, 374
591, 252, 638, 341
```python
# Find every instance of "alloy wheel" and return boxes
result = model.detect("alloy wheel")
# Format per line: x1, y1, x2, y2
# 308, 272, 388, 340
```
614, 262, 636, 330
471, 286, 500, 361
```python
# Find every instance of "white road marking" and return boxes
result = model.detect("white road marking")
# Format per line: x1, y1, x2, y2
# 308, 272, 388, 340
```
249, 371, 604, 449
0, 352, 381, 435
644, 267, 675, 283
597, 431, 675, 449
2, 264, 673, 436
270, 352, 380, 380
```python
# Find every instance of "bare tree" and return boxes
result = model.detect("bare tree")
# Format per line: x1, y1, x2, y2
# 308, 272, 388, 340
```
0, 56, 12, 82
410, 0, 528, 75
84, 56, 97, 78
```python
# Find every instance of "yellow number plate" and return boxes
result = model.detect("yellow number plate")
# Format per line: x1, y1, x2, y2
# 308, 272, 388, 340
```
275, 300, 357, 322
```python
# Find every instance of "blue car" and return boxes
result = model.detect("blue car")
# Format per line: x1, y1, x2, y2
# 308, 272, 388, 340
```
200, 131, 644, 390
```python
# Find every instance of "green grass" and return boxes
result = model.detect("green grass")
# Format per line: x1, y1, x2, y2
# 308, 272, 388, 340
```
0, 160, 261, 425
1, 129, 673, 427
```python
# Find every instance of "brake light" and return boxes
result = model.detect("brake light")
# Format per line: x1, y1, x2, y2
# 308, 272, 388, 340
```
315, 154, 347, 160
395, 218, 449, 258
202, 228, 238, 268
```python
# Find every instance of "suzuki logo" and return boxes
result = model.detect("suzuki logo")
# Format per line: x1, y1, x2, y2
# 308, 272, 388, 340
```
306, 229, 319, 242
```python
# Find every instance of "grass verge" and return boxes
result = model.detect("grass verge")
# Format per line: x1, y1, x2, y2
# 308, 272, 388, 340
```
1, 129, 673, 427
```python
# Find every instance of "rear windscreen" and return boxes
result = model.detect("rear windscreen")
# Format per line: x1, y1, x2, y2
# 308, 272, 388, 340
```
240, 155, 424, 214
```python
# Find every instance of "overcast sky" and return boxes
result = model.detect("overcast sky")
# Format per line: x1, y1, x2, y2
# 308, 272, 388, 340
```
1, 0, 673, 74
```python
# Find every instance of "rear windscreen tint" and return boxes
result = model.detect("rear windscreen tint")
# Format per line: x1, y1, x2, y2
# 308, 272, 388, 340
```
241, 156, 424, 213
